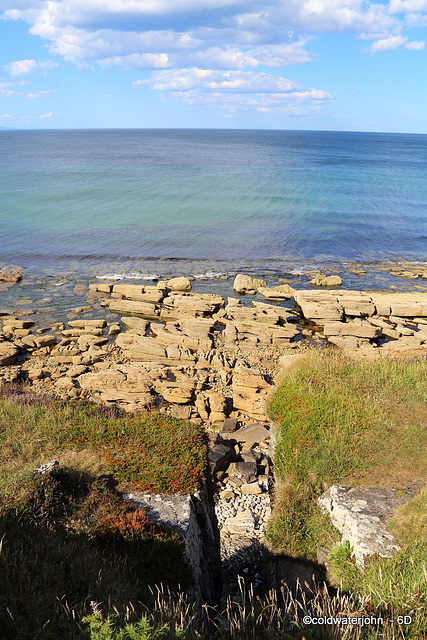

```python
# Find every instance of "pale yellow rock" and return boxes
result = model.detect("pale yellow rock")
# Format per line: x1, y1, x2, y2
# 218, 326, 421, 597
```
167, 277, 192, 291
116, 333, 167, 361
240, 483, 262, 495
55, 376, 76, 389
160, 293, 224, 320
88, 283, 112, 294
233, 274, 266, 293
324, 323, 381, 339
111, 284, 164, 303
68, 319, 107, 328
120, 317, 149, 334
257, 285, 295, 300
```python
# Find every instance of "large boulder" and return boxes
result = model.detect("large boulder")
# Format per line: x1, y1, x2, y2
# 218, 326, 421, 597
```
111, 284, 165, 304
108, 299, 160, 319
324, 323, 382, 339
167, 277, 192, 292
257, 284, 296, 300
160, 293, 224, 321
116, 333, 167, 361
233, 274, 266, 294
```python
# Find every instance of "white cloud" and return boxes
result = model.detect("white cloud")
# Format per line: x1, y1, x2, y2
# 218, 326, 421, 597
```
0, 113, 13, 119
389, 0, 427, 13
0, 81, 22, 97
0, 0, 413, 70
366, 33, 425, 51
142, 68, 304, 92
159, 88, 332, 115
108, 41, 315, 71
26, 88, 56, 98
1, 0, 426, 117
138, 67, 333, 114
4, 58, 58, 76
39, 110, 52, 117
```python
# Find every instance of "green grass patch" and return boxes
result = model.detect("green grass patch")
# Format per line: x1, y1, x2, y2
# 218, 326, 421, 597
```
268, 351, 427, 638
0, 387, 207, 639
269, 352, 427, 491
267, 352, 427, 558
0, 387, 207, 495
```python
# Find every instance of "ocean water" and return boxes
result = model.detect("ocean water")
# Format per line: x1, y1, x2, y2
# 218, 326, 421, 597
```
2, 128, 427, 286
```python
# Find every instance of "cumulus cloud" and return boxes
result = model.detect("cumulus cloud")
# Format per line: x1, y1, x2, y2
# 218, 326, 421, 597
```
1, 0, 426, 115
4, 58, 58, 76
366, 33, 425, 52
0, 0, 416, 69
137, 67, 333, 114
141, 68, 302, 92
39, 111, 52, 117
158, 88, 332, 115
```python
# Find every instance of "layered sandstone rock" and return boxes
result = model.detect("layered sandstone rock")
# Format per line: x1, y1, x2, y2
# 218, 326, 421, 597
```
0, 342, 19, 366
224, 303, 299, 348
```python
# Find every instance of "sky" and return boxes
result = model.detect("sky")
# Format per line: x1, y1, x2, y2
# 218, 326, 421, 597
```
0, 0, 426, 132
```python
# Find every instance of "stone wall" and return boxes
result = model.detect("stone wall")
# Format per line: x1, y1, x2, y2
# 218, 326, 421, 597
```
123, 481, 222, 607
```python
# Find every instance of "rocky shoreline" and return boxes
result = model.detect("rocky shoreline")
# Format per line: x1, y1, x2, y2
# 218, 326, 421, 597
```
1, 266, 427, 598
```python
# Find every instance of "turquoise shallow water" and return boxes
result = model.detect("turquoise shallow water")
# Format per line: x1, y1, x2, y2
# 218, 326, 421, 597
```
1, 128, 427, 284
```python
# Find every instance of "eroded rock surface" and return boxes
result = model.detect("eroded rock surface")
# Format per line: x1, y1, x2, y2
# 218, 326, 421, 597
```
318, 484, 422, 568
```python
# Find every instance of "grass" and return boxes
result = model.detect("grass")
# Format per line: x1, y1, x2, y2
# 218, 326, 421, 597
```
0, 385, 207, 639
0, 385, 207, 495
0, 467, 192, 639
1, 353, 426, 639
267, 350, 427, 638
269, 351, 427, 492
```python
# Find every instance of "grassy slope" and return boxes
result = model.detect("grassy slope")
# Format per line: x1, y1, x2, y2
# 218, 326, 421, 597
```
0, 388, 207, 640
268, 350, 427, 638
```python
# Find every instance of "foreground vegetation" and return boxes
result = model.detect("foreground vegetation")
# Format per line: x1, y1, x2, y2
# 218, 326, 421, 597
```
1, 351, 426, 638
0, 388, 206, 639
0, 385, 207, 495
268, 350, 427, 639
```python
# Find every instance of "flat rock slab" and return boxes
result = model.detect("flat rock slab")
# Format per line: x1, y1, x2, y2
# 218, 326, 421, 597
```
318, 484, 420, 568
222, 510, 256, 536
124, 491, 192, 538
231, 423, 270, 446
0, 265, 23, 283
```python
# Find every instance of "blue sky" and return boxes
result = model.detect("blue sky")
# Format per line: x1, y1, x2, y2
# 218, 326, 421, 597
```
0, 0, 426, 132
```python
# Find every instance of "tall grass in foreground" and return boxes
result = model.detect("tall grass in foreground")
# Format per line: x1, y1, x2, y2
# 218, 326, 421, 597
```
83, 578, 424, 639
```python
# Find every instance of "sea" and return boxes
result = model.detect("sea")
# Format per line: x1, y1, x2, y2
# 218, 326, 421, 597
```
1, 128, 427, 313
